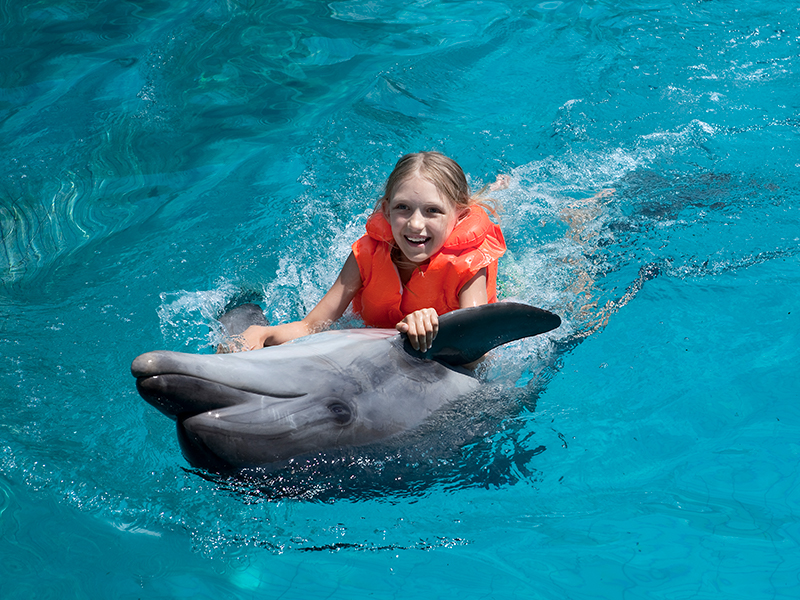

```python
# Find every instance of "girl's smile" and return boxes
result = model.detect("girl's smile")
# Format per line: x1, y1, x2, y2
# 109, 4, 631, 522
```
383, 175, 460, 266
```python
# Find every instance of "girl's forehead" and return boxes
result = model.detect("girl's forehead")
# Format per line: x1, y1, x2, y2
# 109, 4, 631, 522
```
391, 174, 448, 200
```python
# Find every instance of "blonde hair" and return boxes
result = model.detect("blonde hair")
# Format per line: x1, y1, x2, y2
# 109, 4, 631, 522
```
375, 151, 499, 217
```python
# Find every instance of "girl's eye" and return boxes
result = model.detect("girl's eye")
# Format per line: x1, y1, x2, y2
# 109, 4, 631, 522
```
392, 203, 409, 211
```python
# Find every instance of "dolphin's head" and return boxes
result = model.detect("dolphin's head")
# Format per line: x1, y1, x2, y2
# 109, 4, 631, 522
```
131, 332, 456, 471
176, 387, 366, 470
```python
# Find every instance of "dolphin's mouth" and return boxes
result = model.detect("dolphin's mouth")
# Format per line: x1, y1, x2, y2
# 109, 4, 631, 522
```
139, 374, 357, 471
137, 372, 347, 471
136, 373, 305, 420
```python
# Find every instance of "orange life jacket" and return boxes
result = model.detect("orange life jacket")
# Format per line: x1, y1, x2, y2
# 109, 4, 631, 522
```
351, 206, 506, 328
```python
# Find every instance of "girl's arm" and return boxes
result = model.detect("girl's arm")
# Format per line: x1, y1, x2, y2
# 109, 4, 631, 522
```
396, 268, 488, 353
457, 268, 488, 308
240, 252, 363, 349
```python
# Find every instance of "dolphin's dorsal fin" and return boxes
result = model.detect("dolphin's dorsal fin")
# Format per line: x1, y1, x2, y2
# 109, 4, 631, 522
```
403, 302, 561, 366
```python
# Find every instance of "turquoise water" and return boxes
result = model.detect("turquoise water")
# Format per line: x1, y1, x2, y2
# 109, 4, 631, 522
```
2, 0, 799, 597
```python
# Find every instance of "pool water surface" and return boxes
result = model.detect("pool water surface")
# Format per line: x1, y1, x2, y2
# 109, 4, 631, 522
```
1, 1, 799, 598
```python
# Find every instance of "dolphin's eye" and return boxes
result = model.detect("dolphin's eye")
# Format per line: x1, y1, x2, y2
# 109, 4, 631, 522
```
327, 402, 353, 425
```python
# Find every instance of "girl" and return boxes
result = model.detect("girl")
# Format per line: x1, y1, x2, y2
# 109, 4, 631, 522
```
239, 151, 506, 353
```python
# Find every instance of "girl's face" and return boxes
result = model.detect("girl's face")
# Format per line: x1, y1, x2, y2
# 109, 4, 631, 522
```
383, 174, 461, 265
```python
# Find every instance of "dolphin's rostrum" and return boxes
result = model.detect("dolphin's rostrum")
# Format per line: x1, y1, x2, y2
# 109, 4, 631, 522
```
132, 302, 560, 472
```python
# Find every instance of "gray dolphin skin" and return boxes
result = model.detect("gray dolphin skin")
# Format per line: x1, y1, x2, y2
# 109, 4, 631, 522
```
132, 302, 560, 472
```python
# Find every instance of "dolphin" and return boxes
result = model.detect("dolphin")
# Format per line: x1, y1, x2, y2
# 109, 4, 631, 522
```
131, 302, 560, 473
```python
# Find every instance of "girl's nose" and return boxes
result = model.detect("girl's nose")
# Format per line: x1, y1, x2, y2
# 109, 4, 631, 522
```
408, 209, 425, 230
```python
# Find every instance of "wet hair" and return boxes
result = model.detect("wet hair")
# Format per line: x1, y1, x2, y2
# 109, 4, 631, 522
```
375, 151, 499, 216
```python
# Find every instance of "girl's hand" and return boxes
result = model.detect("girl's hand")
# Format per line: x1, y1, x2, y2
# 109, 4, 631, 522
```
229, 325, 270, 352
396, 308, 439, 353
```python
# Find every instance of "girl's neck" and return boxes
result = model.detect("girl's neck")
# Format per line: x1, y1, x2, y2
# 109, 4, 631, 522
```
391, 247, 425, 285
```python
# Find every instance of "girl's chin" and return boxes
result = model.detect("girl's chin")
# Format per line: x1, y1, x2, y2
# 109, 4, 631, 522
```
396, 247, 431, 265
